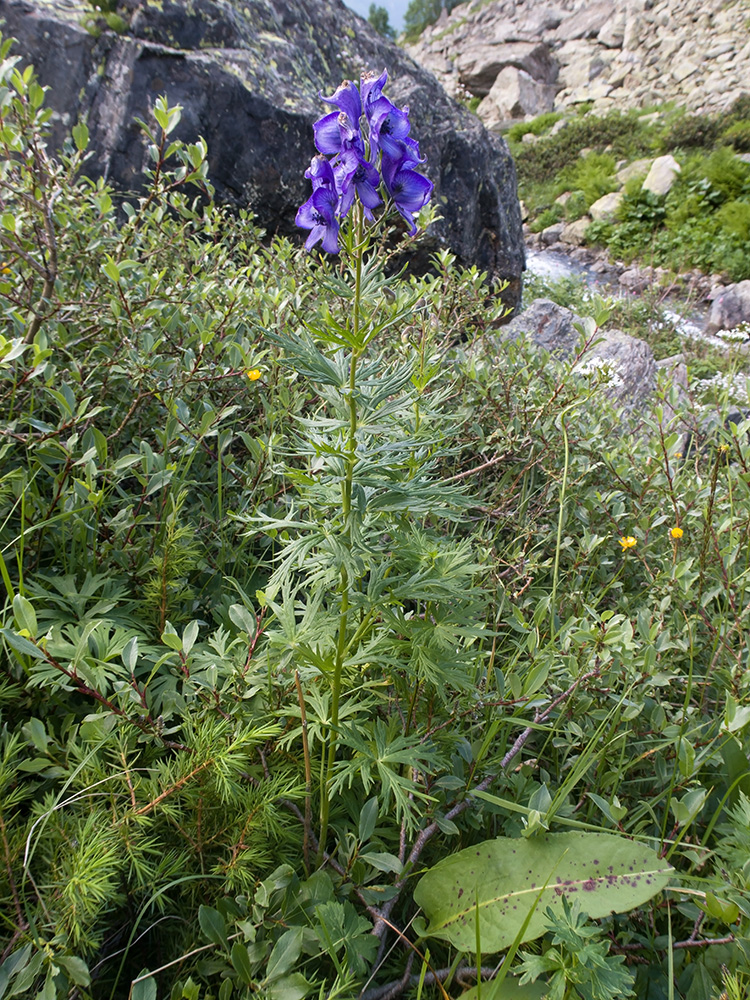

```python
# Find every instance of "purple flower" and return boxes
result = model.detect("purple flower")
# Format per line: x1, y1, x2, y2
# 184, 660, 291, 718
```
335, 149, 382, 220
382, 155, 434, 235
320, 80, 362, 131
296, 156, 340, 253
305, 154, 337, 191
368, 96, 412, 162
361, 69, 388, 117
313, 111, 346, 156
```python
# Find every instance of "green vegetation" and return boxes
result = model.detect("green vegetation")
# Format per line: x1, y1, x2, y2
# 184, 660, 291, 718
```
367, 4, 396, 39
510, 101, 750, 281
5, 41, 750, 1000
402, 0, 459, 42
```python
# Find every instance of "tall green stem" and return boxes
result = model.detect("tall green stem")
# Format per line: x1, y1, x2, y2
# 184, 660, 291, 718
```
317, 207, 363, 865
551, 400, 582, 642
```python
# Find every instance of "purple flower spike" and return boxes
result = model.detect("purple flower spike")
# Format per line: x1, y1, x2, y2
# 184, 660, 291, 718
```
383, 157, 434, 235
320, 79, 362, 129
296, 183, 340, 253
297, 70, 432, 251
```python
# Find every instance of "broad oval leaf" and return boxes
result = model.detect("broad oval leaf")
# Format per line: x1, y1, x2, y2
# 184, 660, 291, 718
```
131, 971, 156, 1000
460, 980, 547, 1000
413, 832, 673, 953
198, 905, 229, 951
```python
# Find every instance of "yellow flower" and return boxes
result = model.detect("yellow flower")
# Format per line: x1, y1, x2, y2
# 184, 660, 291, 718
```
0, 265, 10, 274
619, 535, 637, 551
718, 443, 730, 453
246, 368, 262, 381
670, 526, 683, 539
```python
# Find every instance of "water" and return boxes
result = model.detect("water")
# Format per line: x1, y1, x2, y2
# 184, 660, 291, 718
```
525, 247, 716, 344
525, 249, 590, 283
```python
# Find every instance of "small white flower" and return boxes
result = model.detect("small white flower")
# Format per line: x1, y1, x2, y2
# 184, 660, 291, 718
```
573, 355, 623, 387
716, 326, 749, 342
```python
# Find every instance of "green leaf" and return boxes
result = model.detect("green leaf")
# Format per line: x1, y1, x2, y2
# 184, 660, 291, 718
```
230, 942, 254, 987
35, 969, 55, 1000
720, 735, 750, 807
360, 851, 403, 874
161, 624, 183, 652
266, 927, 303, 982
198, 905, 229, 951
132, 972, 157, 1000
22, 718, 48, 752
459, 980, 548, 1000
0, 629, 46, 660
413, 832, 673, 953
0, 945, 31, 1000
72, 121, 89, 151
358, 796, 379, 842
56, 955, 90, 987
266, 973, 312, 1000
182, 620, 199, 656
122, 636, 138, 672
12, 594, 37, 637
229, 603, 256, 635
7, 950, 43, 997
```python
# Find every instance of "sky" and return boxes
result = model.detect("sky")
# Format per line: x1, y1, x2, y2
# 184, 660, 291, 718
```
343, 0, 409, 32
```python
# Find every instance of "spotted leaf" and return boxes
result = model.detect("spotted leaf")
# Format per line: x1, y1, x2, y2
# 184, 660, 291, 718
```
413, 832, 672, 953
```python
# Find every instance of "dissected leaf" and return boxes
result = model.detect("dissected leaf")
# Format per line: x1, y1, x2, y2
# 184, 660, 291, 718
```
414, 832, 673, 952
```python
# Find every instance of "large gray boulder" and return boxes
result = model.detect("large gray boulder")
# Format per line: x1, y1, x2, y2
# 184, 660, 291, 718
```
705, 281, 750, 335
500, 299, 656, 414
0, 0, 525, 298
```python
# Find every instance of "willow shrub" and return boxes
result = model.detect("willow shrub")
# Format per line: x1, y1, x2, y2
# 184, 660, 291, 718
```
3, 42, 750, 1000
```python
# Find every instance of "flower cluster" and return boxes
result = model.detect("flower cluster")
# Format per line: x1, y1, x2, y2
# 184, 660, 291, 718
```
296, 70, 433, 253
573, 355, 624, 388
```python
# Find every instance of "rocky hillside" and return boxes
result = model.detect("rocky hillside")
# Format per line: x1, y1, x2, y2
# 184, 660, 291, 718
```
406, 0, 750, 128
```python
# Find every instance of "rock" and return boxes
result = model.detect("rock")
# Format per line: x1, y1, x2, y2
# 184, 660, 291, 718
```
620, 267, 653, 293
455, 42, 558, 96
478, 67, 556, 126
589, 191, 623, 221
598, 10, 626, 48
502, 298, 582, 356
553, 1, 615, 42
540, 222, 566, 245
556, 40, 609, 90
1, 0, 525, 297
561, 218, 591, 245
671, 59, 699, 83
616, 158, 652, 184
642, 155, 681, 196
500, 299, 656, 413
704, 281, 750, 335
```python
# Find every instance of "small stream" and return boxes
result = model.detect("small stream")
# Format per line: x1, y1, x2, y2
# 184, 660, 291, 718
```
523, 247, 728, 349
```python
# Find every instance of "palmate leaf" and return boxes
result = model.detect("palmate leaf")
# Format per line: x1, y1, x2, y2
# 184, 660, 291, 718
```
414, 832, 673, 953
